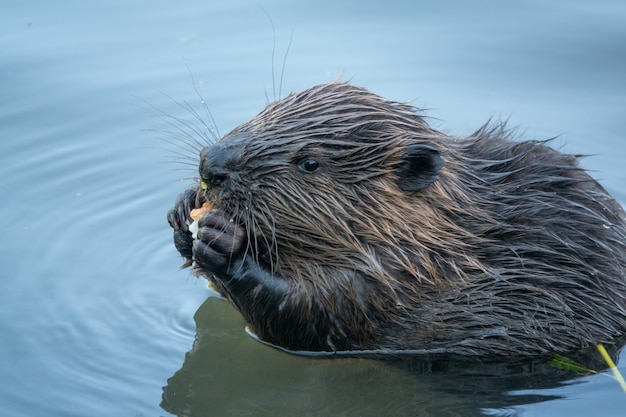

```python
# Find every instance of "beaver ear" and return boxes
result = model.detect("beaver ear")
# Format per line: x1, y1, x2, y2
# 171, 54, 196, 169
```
397, 144, 443, 191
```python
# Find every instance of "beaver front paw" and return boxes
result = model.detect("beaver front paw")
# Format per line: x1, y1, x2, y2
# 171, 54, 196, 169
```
193, 211, 247, 277
167, 187, 202, 263
167, 187, 202, 231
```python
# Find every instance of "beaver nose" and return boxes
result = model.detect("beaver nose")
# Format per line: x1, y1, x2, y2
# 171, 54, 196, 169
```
199, 143, 237, 187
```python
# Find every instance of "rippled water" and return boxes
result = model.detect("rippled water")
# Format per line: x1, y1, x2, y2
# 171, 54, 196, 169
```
1, 1, 625, 416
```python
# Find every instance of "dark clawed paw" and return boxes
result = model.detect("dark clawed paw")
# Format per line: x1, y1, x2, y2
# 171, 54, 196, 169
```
192, 211, 247, 276
173, 229, 194, 261
193, 239, 230, 273
167, 187, 201, 232
168, 186, 203, 261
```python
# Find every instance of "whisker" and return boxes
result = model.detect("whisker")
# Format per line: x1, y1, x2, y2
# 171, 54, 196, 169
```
260, 6, 278, 102
238, 191, 260, 269
161, 145, 201, 162
185, 65, 222, 141
278, 29, 293, 99
139, 95, 207, 154
252, 198, 280, 275
226, 206, 244, 273
156, 126, 205, 149
243, 192, 260, 267
159, 93, 216, 148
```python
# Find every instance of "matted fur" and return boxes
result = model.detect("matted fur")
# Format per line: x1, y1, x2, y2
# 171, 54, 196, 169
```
173, 82, 626, 357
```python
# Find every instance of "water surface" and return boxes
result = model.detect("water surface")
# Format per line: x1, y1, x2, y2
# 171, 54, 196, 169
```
1, 1, 625, 416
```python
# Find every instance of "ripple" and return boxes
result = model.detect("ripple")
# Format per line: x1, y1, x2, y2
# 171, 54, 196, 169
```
3, 255, 209, 415
2, 1, 626, 416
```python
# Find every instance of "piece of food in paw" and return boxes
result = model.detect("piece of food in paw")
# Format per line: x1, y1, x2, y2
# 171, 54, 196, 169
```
189, 201, 213, 239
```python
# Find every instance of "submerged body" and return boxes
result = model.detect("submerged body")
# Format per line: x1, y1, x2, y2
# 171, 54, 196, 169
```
167, 82, 626, 358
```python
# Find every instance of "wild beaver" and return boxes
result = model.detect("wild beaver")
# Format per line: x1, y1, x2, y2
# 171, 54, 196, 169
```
167, 82, 626, 358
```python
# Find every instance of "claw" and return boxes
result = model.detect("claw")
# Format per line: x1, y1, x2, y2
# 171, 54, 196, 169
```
180, 259, 193, 269
195, 188, 203, 211
167, 210, 181, 231
168, 186, 203, 233
168, 185, 215, 265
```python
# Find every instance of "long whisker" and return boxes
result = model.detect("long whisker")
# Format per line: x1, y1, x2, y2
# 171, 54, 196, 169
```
226, 206, 244, 273
138, 94, 206, 153
243, 192, 260, 267
249, 216, 262, 268
185, 64, 222, 141
241, 211, 256, 267
278, 29, 293, 99
160, 93, 216, 147
260, 6, 278, 102
157, 134, 203, 158
251, 199, 280, 275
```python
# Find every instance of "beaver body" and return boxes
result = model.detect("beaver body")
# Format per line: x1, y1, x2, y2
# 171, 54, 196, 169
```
167, 82, 626, 358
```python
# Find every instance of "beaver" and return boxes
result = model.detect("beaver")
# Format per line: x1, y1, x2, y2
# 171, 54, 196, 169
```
167, 82, 626, 358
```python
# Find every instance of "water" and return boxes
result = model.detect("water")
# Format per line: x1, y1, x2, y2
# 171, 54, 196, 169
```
1, 1, 625, 416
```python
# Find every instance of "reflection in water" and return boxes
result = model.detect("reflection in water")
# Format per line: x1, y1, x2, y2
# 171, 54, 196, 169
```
162, 295, 622, 416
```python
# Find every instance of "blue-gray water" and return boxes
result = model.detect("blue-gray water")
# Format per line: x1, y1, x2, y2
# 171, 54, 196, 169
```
1, 1, 625, 416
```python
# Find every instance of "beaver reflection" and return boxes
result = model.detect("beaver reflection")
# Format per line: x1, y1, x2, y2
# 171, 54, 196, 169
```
167, 82, 626, 359
161, 295, 625, 417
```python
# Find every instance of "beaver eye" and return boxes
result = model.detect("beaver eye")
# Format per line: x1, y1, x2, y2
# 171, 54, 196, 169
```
298, 158, 320, 173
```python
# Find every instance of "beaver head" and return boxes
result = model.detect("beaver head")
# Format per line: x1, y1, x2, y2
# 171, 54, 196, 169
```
173, 82, 626, 357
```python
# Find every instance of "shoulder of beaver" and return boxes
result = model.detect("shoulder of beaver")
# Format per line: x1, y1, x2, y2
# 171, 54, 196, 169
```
403, 124, 626, 355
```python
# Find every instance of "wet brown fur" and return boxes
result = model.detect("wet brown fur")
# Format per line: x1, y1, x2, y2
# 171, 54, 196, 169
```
190, 82, 626, 357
